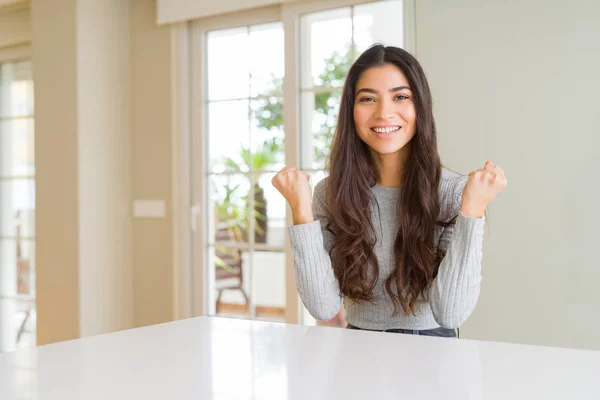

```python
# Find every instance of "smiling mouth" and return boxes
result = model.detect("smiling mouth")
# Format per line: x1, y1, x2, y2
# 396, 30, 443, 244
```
371, 126, 401, 134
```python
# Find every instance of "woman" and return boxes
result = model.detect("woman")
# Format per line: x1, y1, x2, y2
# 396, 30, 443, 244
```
272, 44, 506, 337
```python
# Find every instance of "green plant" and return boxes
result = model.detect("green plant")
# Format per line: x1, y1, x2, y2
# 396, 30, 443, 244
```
212, 181, 246, 273
213, 182, 245, 242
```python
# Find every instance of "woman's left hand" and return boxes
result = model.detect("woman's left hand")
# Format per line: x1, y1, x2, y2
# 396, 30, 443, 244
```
461, 161, 507, 218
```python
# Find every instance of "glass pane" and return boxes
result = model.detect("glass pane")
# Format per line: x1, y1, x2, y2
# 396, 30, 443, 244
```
250, 97, 284, 173
209, 174, 250, 245
0, 239, 35, 297
249, 22, 284, 98
0, 118, 35, 177
300, 7, 353, 90
209, 245, 251, 319
353, 0, 404, 56
251, 251, 285, 322
0, 206, 34, 240
0, 298, 36, 353
0, 61, 34, 118
207, 27, 250, 101
254, 173, 286, 248
0, 179, 35, 238
207, 247, 286, 323
208, 100, 250, 173
300, 90, 342, 170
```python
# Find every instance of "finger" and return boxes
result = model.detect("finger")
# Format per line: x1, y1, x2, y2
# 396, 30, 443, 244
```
281, 166, 297, 175
485, 163, 496, 173
486, 164, 505, 183
302, 172, 310, 181
485, 159, 498, 168
483, 161, 499, 178
494, 165, 507, 187
474, 168, 495, 184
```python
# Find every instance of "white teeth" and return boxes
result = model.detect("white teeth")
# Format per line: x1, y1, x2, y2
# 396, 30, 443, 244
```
373, 126, 400, 134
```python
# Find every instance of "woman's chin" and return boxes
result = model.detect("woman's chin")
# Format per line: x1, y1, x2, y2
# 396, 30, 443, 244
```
369, 143, 409, 156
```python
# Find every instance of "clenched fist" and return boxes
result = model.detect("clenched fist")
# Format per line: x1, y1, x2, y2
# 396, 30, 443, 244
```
461, 161, 507, 218
271, 167, 314, 224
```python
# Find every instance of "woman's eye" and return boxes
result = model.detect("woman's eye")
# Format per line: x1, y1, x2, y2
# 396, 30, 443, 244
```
359, 97, 375, 103
395, 94, 409, 101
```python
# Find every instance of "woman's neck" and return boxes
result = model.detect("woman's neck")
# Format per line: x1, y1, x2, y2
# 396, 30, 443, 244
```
372, 147, 410, 188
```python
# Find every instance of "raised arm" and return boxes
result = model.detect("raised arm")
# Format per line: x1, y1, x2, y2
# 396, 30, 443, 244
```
272, 170, 343, 320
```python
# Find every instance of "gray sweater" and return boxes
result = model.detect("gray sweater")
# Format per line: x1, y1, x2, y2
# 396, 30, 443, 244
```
287, 168, 485, 330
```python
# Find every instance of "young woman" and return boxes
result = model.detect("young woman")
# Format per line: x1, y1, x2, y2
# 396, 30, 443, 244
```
272, 44, 506, 337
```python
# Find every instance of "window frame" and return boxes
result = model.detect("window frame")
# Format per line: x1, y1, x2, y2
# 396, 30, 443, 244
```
0, 44, 35, 352
175, 0, 415, 324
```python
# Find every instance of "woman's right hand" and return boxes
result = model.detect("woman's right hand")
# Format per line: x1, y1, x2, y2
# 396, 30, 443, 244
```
271, 167, 314, 224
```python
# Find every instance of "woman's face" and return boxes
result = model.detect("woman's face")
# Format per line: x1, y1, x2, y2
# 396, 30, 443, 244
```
353, 63, 417, 157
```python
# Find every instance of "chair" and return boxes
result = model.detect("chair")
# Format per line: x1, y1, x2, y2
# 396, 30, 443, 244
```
214, 227, 250, 313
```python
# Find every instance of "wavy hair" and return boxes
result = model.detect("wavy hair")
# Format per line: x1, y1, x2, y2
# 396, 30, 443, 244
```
325, 44, 454, 315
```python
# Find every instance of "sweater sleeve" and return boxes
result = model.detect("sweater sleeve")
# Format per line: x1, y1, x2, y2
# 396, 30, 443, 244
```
287, 180, 343, 321
429, 174, 486, 329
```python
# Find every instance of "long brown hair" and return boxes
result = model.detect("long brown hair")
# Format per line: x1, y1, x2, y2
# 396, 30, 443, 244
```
326, 44, 452, 316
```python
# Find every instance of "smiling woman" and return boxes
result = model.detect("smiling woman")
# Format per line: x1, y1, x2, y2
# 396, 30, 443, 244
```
272, 44, 507, 336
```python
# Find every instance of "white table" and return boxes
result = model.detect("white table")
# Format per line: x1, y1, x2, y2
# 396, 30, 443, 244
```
1, 316, 599, 399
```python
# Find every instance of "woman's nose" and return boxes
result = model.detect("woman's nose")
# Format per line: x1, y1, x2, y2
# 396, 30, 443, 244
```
374, 99, 395, 119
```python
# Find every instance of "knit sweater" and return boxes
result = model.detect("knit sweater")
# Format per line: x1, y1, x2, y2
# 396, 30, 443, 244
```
287, 168, 485, 330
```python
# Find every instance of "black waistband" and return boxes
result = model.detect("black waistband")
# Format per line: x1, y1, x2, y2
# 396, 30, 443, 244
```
346, 323, 458, 338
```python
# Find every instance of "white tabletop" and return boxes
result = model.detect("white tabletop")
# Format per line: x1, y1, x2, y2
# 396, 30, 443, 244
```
1, 316, 599, 400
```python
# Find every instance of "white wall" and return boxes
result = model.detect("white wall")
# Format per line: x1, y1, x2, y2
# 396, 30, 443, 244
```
130, 0, 175, 328
416, 0, 600, 350
77, 0, 133, 338
33, 0, 81, 345
33, 0, 135, 344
